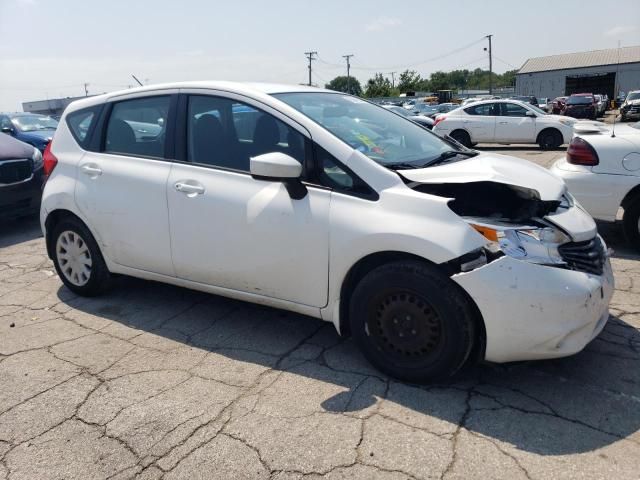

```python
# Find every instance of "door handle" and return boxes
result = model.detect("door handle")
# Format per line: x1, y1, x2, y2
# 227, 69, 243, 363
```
499, 121, 509, 124
80, 164, 102, 176
174, 181, 205, 195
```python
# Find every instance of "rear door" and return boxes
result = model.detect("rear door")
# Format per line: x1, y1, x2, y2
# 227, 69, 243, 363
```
462, 103, 498, 142
74, 92, 176, 275
494, 102, 536, 142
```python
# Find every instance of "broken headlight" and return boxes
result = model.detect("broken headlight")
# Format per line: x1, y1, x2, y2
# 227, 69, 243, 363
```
468, 221, 570, 266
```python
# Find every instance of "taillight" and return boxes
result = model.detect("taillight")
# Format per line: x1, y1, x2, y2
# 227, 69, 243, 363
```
43, 141, 58, 177
433, 116, 445, 127
567, 137, 599, 166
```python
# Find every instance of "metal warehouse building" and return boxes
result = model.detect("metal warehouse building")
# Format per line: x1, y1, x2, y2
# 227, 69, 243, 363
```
515, 46, 640, 100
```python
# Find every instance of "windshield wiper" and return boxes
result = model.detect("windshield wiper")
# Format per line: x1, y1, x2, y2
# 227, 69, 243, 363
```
427, 150, 477, 167
386, 162, 423, 170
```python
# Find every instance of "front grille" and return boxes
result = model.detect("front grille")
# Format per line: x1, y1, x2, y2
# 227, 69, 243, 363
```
0, 159, 32, 185
558, 237, 606, 276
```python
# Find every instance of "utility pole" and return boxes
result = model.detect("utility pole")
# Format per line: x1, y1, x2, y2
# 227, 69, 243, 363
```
387, 72, 397, 89
485, 35, 493, 95
83, 83, 89, 96
304, 51, 317, 86
342, 54, 354, 94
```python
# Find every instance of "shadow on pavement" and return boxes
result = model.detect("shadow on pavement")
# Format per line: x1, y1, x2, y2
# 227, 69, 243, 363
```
0, 215, 42, 248
59, 268, 640, 457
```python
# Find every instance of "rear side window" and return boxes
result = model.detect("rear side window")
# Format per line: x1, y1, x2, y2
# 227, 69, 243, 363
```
67, 107, 100, 147
464, 103, 497, 116
104, 96, 170, 158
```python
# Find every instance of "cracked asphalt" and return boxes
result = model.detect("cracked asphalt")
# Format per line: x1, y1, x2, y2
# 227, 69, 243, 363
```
1, 147, 640, 479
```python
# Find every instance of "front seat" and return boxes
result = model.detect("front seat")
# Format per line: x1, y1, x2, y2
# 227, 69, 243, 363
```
107, 119, 136, 153
192, 114, 227, 166
252, 115, 281, 156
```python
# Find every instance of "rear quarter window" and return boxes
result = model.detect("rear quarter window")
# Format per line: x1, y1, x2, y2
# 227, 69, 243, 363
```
66, 106, 101, 148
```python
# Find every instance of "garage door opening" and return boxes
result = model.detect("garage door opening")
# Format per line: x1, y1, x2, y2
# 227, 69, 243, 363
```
565, 72, 616, 98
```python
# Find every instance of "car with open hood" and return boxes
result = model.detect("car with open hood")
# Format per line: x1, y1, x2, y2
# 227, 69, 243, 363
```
40, 82, 613, 382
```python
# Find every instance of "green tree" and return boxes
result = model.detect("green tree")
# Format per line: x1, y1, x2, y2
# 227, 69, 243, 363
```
325, 75, 362, 96
364, 73, 393, 98
397, 70, 423, 93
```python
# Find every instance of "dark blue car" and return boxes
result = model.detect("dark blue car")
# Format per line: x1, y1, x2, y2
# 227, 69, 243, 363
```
0, 112, 59, 152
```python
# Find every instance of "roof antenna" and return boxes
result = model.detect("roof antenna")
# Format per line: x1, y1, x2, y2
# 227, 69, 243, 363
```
611, 41, 621, 138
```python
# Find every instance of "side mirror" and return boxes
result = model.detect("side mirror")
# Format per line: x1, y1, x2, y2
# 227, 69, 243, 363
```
1, 127, 14, 134
525, 111, 537, 118
250, 152, 307, 200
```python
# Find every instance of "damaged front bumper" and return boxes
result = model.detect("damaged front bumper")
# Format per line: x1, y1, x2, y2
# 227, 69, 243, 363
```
452, 250, 614, 363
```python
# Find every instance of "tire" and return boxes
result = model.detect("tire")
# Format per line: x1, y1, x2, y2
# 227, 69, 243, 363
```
450, 130, 472, 148
538, 129, 562, 150
51, 217, 111, 296
623, 198, 640, 252
349, 260, 477, 383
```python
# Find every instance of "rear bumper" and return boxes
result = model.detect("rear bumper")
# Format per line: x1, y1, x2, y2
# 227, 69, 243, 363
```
550, 158, 638, 221
453, 252, 614, 363
0, 168, 44, 219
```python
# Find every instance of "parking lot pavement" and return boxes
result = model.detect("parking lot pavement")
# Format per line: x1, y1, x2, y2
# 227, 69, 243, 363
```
1, 148, 639, 479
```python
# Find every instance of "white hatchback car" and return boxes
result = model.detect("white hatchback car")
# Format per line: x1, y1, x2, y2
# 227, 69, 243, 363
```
433, 99, 576, 149
41, 82, 613, 382
551, 121, 640, 250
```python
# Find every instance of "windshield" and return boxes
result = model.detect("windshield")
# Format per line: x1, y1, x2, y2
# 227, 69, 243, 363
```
274, 92, 456, 167
527, 104, 547, 115
566, 96, 593, 105
627, 92, 640, 102
11, 114, 58, 132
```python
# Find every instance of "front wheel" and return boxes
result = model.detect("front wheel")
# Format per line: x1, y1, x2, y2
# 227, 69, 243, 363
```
349, 261, 477, 383
623, 199, 640, 252
538, 129, 562, 150
51, 217, 112, 296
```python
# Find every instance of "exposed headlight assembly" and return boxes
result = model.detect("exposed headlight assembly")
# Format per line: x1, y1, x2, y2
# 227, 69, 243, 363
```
468, 220, 570, 266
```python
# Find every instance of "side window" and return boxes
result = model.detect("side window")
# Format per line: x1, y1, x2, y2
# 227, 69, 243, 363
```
501, 103, 528, 117
0, 116, 12, 130
464, 103, 497, 116
186, 95, 306, 173
66, 107, 99, 147
104, 96, 170, 158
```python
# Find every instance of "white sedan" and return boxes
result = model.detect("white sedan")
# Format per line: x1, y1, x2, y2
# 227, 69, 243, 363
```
433, 99, 576, 149
551, 121, 640, 250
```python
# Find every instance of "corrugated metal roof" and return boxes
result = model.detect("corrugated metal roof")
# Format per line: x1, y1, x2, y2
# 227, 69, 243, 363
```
518, 46, 640, 74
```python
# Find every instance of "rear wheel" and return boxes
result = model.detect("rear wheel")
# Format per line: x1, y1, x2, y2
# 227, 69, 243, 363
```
51, 217, 111, 296
623, 199, 640, 252
349, 260, 476, 383
450, 130, 472, 148
538, 129, 562, 150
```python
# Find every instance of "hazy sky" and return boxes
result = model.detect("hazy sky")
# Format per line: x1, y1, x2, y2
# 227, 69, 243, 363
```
1, 0, 639, 110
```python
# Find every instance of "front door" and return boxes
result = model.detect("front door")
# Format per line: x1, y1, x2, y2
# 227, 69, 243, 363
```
494, 103, 536, 142
167, 94, 330, 307
74, 94, 175, 276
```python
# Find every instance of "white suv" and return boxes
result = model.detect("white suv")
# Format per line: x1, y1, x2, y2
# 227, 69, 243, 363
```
432, 99, 577, 149
41, 82, 613, 382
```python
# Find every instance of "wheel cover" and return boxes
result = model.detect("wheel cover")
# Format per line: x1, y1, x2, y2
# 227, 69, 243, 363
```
366, 290, 444, 366
56, 230, 92, 287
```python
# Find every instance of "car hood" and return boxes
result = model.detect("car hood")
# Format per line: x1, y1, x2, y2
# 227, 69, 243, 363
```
400, 152, 566, 201
624, 99, 640, 106
17, 130, 54, 143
